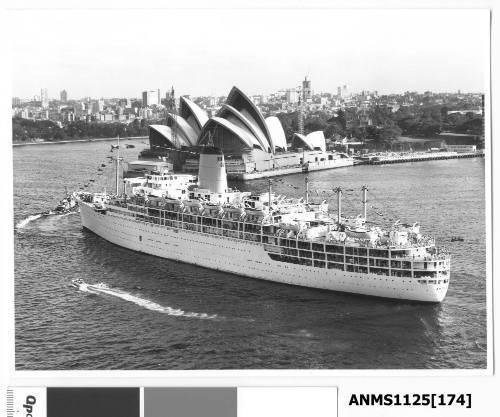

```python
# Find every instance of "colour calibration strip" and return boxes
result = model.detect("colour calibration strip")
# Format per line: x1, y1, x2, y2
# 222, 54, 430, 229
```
7, 386, 338, 417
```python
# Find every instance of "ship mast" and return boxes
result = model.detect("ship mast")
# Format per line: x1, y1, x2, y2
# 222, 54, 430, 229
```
268, 179, 272, 211
305, 176, 309, 204
115, 134, 120, 195
362, 185, 368, 220
334, 186, 342, 224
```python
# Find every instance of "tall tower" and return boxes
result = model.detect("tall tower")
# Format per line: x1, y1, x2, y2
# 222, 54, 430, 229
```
302, 76, 312, 101
297, 95, 304, 135
60, 89, 68, 102
41, 88, 49, 108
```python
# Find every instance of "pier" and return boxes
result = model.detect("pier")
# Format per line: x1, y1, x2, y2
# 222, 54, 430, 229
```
367, 150, 484, 165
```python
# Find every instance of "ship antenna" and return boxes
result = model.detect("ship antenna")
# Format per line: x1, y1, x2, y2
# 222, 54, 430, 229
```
334, 186, 342, 224
362, 185, 368, 221
116, 134, 121, 195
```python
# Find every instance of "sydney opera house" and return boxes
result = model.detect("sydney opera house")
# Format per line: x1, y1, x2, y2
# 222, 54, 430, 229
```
142, 86, 352, 179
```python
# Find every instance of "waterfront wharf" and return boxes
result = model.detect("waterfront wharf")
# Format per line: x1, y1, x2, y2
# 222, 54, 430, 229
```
368, 150, 484, 165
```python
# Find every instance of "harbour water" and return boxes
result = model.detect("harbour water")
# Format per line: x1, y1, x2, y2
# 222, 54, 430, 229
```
13, 139, 487, 369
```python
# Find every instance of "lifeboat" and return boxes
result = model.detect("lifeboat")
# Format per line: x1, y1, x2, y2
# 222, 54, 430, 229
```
305, 225, 329, 240
344, 226, 378, 242
225, 206, 245, 220
184, 200, 203, 214
278, 223, 301, 232
327, 230, 347, 242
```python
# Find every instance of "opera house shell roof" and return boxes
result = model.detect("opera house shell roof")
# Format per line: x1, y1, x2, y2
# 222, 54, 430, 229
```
149, 86, 289, 154
292, 131, 327, 152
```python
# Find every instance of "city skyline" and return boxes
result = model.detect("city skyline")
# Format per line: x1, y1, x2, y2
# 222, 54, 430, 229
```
9, 9, 489, 98
12, 84, 484, 103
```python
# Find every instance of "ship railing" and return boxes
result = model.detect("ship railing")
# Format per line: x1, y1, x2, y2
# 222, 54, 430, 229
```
391, 253, 450, 262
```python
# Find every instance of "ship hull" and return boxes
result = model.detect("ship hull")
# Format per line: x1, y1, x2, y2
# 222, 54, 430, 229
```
78, 201, 448, 302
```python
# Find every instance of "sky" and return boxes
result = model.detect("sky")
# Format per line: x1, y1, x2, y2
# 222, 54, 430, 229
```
9, 8, 490, 100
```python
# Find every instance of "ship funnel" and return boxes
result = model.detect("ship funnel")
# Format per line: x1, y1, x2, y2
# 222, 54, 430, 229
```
198, 147, 228, 193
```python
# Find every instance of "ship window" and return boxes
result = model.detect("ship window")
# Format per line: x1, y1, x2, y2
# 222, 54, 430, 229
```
312, 243, 324, 252
371, 249, 389, 258
298, 241, 311, 250
326, 244, 343, 254
327, 254, 343, 262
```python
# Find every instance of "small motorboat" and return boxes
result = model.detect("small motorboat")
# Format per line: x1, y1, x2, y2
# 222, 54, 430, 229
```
53, 195, 78, 214
126, 144, 135, 149
451, 236, 464, 242
71, 278, 85, 288
110, 144, 120, 151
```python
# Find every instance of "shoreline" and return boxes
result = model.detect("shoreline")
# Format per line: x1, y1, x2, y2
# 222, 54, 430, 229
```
12, 136, 148, 147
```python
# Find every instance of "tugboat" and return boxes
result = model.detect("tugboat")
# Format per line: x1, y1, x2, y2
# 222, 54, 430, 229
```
53, 194, 78, 214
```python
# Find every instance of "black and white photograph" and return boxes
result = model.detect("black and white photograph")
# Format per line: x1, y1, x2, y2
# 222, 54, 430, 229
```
9, 7, 490, 371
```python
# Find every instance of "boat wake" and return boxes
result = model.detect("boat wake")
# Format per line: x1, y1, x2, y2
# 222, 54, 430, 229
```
15, 214, 43, 230
15, 210, 78, 231
76, 282, 219, 320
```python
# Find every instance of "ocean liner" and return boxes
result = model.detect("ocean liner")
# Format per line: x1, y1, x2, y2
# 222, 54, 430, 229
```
74, 147, 450, 302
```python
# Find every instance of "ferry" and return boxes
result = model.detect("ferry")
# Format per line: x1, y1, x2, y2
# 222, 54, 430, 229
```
74, 147, 450, 302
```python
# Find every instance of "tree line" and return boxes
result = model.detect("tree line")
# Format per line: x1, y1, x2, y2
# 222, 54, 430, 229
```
276, 104, 484, 143
12, 118, 151, 142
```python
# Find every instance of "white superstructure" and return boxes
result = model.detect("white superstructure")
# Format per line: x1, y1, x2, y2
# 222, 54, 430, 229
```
75, 148, 450, 302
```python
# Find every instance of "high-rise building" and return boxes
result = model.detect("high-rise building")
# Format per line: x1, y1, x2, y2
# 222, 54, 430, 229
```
342, 85, 348, 98
302, 76, 312, 101
60, 89, 68, 102
91, 101, 101, 114
12, 97, 22, 106
286, 89, 298, 103
41, 88, 49, 108
142, 89, 160, 107
337, 86, 342, 98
